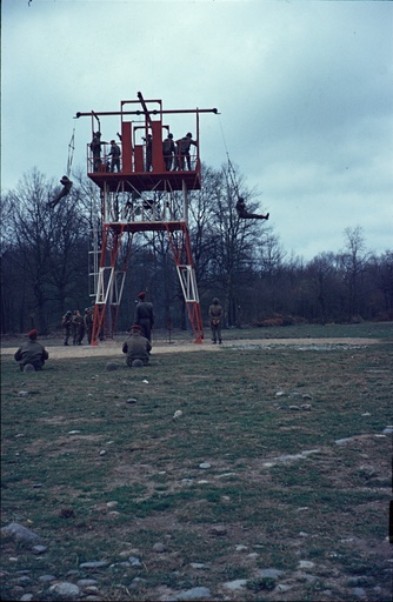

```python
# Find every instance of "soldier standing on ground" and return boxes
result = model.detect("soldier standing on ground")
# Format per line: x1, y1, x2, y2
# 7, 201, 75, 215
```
208, 297, 223, 344
62, 310, 73, 346
134, 291, 154, 343
14, 329, 49, 371
72, 309, 84, 345
84, 307, 94, 345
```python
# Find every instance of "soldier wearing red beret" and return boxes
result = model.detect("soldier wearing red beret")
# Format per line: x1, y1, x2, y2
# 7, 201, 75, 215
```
122, 324, 152, 367
14, 330, 49, 371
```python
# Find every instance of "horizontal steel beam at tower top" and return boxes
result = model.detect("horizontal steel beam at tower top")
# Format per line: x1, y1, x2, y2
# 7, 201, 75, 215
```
75, 108, 218, 118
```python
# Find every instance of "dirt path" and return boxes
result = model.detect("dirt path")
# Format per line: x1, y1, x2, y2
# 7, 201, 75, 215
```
1, 337, 380, 360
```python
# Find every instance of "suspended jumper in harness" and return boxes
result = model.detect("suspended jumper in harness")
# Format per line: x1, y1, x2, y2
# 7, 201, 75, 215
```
236, 197, 269, 221
48, 130, 75, 209
218, 114, 271, 221
48, 175, 73, 209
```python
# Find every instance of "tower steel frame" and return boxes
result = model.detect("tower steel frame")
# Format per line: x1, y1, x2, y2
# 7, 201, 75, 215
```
75, 93, 218, 345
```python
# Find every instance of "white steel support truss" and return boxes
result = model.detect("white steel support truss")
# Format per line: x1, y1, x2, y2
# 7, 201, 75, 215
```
176, 265, 200, 303
95, 266, 126, 306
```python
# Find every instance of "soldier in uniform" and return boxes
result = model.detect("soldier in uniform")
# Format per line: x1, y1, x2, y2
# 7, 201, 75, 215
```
236, 197, 269, 220
122, 324, 152, 367
84, 307, 94, 345
62, 310, 73, 346
134, 291, 154, 343
208, 297, 223, 344
176, 132, 197, 170
108, 139, 121, 173
14, 329, 49, 371
90, 131, 106, 171
47, 175, 73, 209
162, 133, 176, 171
72, 309, 84, 345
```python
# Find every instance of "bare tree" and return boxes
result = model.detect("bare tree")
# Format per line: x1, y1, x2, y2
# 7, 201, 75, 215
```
4, 169, 89, 333
339, 226, 367, 321
202, 163, 271, 326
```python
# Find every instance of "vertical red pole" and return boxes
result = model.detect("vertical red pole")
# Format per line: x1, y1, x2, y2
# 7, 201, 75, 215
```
151, 120, 164, 172
121, 122, 132, 172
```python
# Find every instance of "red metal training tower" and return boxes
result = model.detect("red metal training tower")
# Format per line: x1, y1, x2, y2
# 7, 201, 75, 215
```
75, 93, 218, 345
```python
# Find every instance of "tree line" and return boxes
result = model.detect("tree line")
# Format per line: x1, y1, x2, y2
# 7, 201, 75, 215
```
1, 166, 392, 336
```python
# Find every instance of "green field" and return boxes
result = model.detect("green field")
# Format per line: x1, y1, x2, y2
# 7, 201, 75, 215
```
1, 324, 392, 601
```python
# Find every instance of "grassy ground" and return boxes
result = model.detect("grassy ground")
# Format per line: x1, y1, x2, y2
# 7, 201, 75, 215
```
1, 319, 393, 348
1, 323, 392, 601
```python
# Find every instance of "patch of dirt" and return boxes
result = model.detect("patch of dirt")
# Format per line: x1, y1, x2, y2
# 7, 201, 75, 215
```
0, 337, 381, 360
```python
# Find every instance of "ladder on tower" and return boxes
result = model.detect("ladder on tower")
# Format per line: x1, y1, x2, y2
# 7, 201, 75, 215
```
88, 197, 100, 304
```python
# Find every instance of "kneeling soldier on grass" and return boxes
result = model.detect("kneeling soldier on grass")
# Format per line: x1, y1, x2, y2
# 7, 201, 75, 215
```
122, 324, 151, 367
14, 329, 49, 371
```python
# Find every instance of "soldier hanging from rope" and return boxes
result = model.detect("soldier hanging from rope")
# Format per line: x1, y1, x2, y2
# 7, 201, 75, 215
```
219, 121, 271, 221
236, 197, 269, 221
47, 175, 73, 209
227, 160, 269, 220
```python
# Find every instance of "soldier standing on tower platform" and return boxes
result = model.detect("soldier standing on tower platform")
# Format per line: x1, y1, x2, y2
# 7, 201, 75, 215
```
90, 131, 106, 171
108, 139, 121, 172
176, 132, 198, 170
163, 133, 176, 171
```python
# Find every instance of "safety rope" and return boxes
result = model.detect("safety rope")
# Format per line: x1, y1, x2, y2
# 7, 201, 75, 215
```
217, 115, 240, 199
66, 129, 75, 177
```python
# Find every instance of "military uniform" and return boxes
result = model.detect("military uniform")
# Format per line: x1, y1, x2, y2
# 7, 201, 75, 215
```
176, 133, 197, 171
108, 141, 121, 173
72, 310, 84, 345
14, 330, 49, 371
122, 328, 152, 366
163, 134, 176, 171
208, 298, 223, 344
62, 311, 73, 345
84, 308, 94, 344
236, 197, 269, 220
134, 292, 154, 342
90, 132, 103, 171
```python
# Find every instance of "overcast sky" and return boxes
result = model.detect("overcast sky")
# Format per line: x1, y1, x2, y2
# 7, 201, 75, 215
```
2, 0, 392, 260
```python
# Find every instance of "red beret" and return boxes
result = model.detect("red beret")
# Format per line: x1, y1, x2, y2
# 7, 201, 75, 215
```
137, 291, 146, 299
27, 329, 38, 339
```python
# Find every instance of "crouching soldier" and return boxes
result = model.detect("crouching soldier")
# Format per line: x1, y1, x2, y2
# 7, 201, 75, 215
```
14, 329, 49, 371
122, 324, 151, 367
